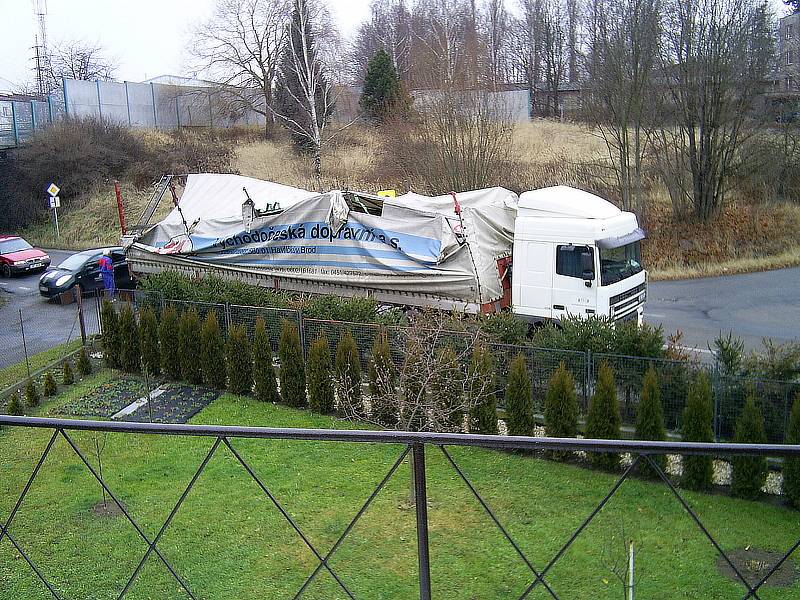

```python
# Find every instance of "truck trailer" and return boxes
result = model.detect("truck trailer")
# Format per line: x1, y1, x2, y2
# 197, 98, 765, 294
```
122, 174, 647, 324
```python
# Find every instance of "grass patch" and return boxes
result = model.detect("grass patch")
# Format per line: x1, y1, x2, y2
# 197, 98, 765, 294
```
1, 380, 799, 599
0, 339, 83, 391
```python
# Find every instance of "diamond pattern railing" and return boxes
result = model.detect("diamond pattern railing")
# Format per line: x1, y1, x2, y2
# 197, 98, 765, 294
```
1, 416, 799, 599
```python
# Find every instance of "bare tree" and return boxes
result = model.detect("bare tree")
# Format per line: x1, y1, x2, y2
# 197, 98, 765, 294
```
412, 0, 472, 88
585, 0, 661, 216
351, 0, 413, 82
483, 0, 512, 89
541, 0, 568, 117
656, 0, 774, 221
517, 0, 545, 116
47, 39, 117, 85
192, 0, 289, 136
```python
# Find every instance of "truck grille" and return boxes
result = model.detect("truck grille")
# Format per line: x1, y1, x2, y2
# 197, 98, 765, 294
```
610, 283, 646, 306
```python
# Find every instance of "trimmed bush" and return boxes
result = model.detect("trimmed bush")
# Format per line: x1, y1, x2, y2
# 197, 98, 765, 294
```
178, 309, 203, 385
201, 312, 227, 389
730, 392, 768, 500
42, 372, 57, 397
368, 331, 397, 427
585, 361, 621, 471
681, 372, 714, 491
159, 304, 181, 379
253, 318, 280, 403
544, 362, 579, 439
24, 379, 40, 408
226, 323, 253, 395
100, 299, 120, 368
118, 304, 140, 373
76, 347, 92, 377
7, 392, 23, 416
335, 330, 362, 414
635, 366, 667, 478
139, 306, 160, 376
784, 393, 800, 508
505, 353, 535, 437
308, 336, 334, 414
62, 360, 74, 385
469, 344, 498, 435
429, 345, 464, 432
278, 320, 306, 407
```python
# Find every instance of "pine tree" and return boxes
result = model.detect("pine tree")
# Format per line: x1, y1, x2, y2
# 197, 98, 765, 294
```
62, 360, 74, 385
359, 49, 409, 123
544, 362, 579, 459
76, 347, 92, 377
308, 335, 334, 414
139, 306, 160, 377
159, 304, 181, 380
681, 372, 714, 491
278, 320, 306, 407
7, 392, 23, 416
226, 323, 253, 395
783, 393, 800, 508
118, 304, 140, 373
42, 371, 57, 397
469, 344, 498, 435
24, 379, 39, 408
100, 299, 120, 368
253, 317, 280, 403
429, 345, 464, 432
585, 361, 622, 471
730, 391, 768, 500
505, 353, 535, 437
335, 330, 362, 415
178, 309, 203, 385
368, 331, 397, 427
201, 312, 227, 389
636, 366, 667, 478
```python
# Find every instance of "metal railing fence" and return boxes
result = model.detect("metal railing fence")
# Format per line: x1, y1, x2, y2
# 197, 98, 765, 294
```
1, 415, 799, 600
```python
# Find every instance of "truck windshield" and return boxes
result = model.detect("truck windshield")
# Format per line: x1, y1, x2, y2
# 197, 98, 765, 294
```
600, 241, 643, 286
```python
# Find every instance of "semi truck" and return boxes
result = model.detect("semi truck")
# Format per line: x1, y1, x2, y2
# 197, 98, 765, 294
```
122, 174, 646, 324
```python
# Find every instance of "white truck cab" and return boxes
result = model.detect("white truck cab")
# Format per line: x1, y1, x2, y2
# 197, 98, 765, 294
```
511, 186, 647, 325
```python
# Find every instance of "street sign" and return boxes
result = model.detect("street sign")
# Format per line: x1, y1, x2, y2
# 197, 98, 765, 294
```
47, 183, 60, 197
48, 196, 60, 209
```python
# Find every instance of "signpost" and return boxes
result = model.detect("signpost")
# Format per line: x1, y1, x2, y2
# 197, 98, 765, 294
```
47, 183, 60, 239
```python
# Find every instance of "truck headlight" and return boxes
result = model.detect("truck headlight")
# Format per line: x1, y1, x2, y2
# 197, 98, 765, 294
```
55, 275, 72, 287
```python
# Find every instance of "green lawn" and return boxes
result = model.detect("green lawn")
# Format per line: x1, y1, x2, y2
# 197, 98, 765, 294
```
0, 339, 84, 391
1, 373, 799, 599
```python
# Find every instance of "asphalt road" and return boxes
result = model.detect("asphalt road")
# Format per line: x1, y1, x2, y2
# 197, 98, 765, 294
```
645, 267, 800, 352
0, 249, 97, 372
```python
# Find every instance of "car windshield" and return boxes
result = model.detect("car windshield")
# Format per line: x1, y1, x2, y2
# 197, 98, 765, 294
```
58, 252, 100, 272
600, 241, 643, 286
0, 238, 33, 254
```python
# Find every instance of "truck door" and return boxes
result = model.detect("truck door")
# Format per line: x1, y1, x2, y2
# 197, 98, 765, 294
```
552, 245, 597, 321
512, 241, 553, 319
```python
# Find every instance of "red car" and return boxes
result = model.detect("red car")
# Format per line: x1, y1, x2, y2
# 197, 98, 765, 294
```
0, 235, 51, 277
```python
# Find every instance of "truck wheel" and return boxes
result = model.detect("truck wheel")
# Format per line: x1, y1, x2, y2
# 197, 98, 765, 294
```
1, 264, 10, 278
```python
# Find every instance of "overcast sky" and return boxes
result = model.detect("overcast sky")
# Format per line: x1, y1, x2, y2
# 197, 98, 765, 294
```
0, 0, 371, 93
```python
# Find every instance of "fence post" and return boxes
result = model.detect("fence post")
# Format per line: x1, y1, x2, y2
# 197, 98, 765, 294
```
30, 100, 37, 131
76, 286, 87, 345
10, 102, 19, 146
225, 302, 232, 332
412, 443, 432, 600
298, 309, 306, 359
62, 77, 70, 118
19, 310, 31, 380
712, 362, 721, 442
96, 80, 103, 120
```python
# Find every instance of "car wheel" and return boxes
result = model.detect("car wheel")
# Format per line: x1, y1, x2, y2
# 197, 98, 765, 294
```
1, 264, 10, 278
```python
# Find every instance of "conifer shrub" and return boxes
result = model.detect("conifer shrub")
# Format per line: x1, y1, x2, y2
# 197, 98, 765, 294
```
100, 299, 120, 368
178, 309, 204, 384
138, 306, 160, 377
62, 360, 74, 385
429, 345, 464, 432
468, 344, 498, 435
730, 391, 768, 500
278, 320, 306, 407
76, 347, 92, 377
544, 362, 579, 459
42, 371, 57, 397
226, 323, 253, 395
368, 331, 397, 427
335, 330, 362, 414
505, 353, 535, 437
308, 335, 334, 414
24, 379, 40, 408
201, 311, 227, 389
159, 304, 181, 380
635, 366, 667, 478
7, 392, 23, 416
253, 317, 280, 403
118, 304, 140, 373
681, 372, 714, 491
585, 361, 622, 471
783, 393, 800, 508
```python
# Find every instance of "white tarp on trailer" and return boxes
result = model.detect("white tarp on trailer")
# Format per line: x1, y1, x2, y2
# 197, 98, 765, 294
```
134, 174, 518, 305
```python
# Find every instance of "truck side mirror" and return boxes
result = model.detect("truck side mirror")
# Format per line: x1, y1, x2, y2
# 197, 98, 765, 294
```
580, 250, 594, 287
